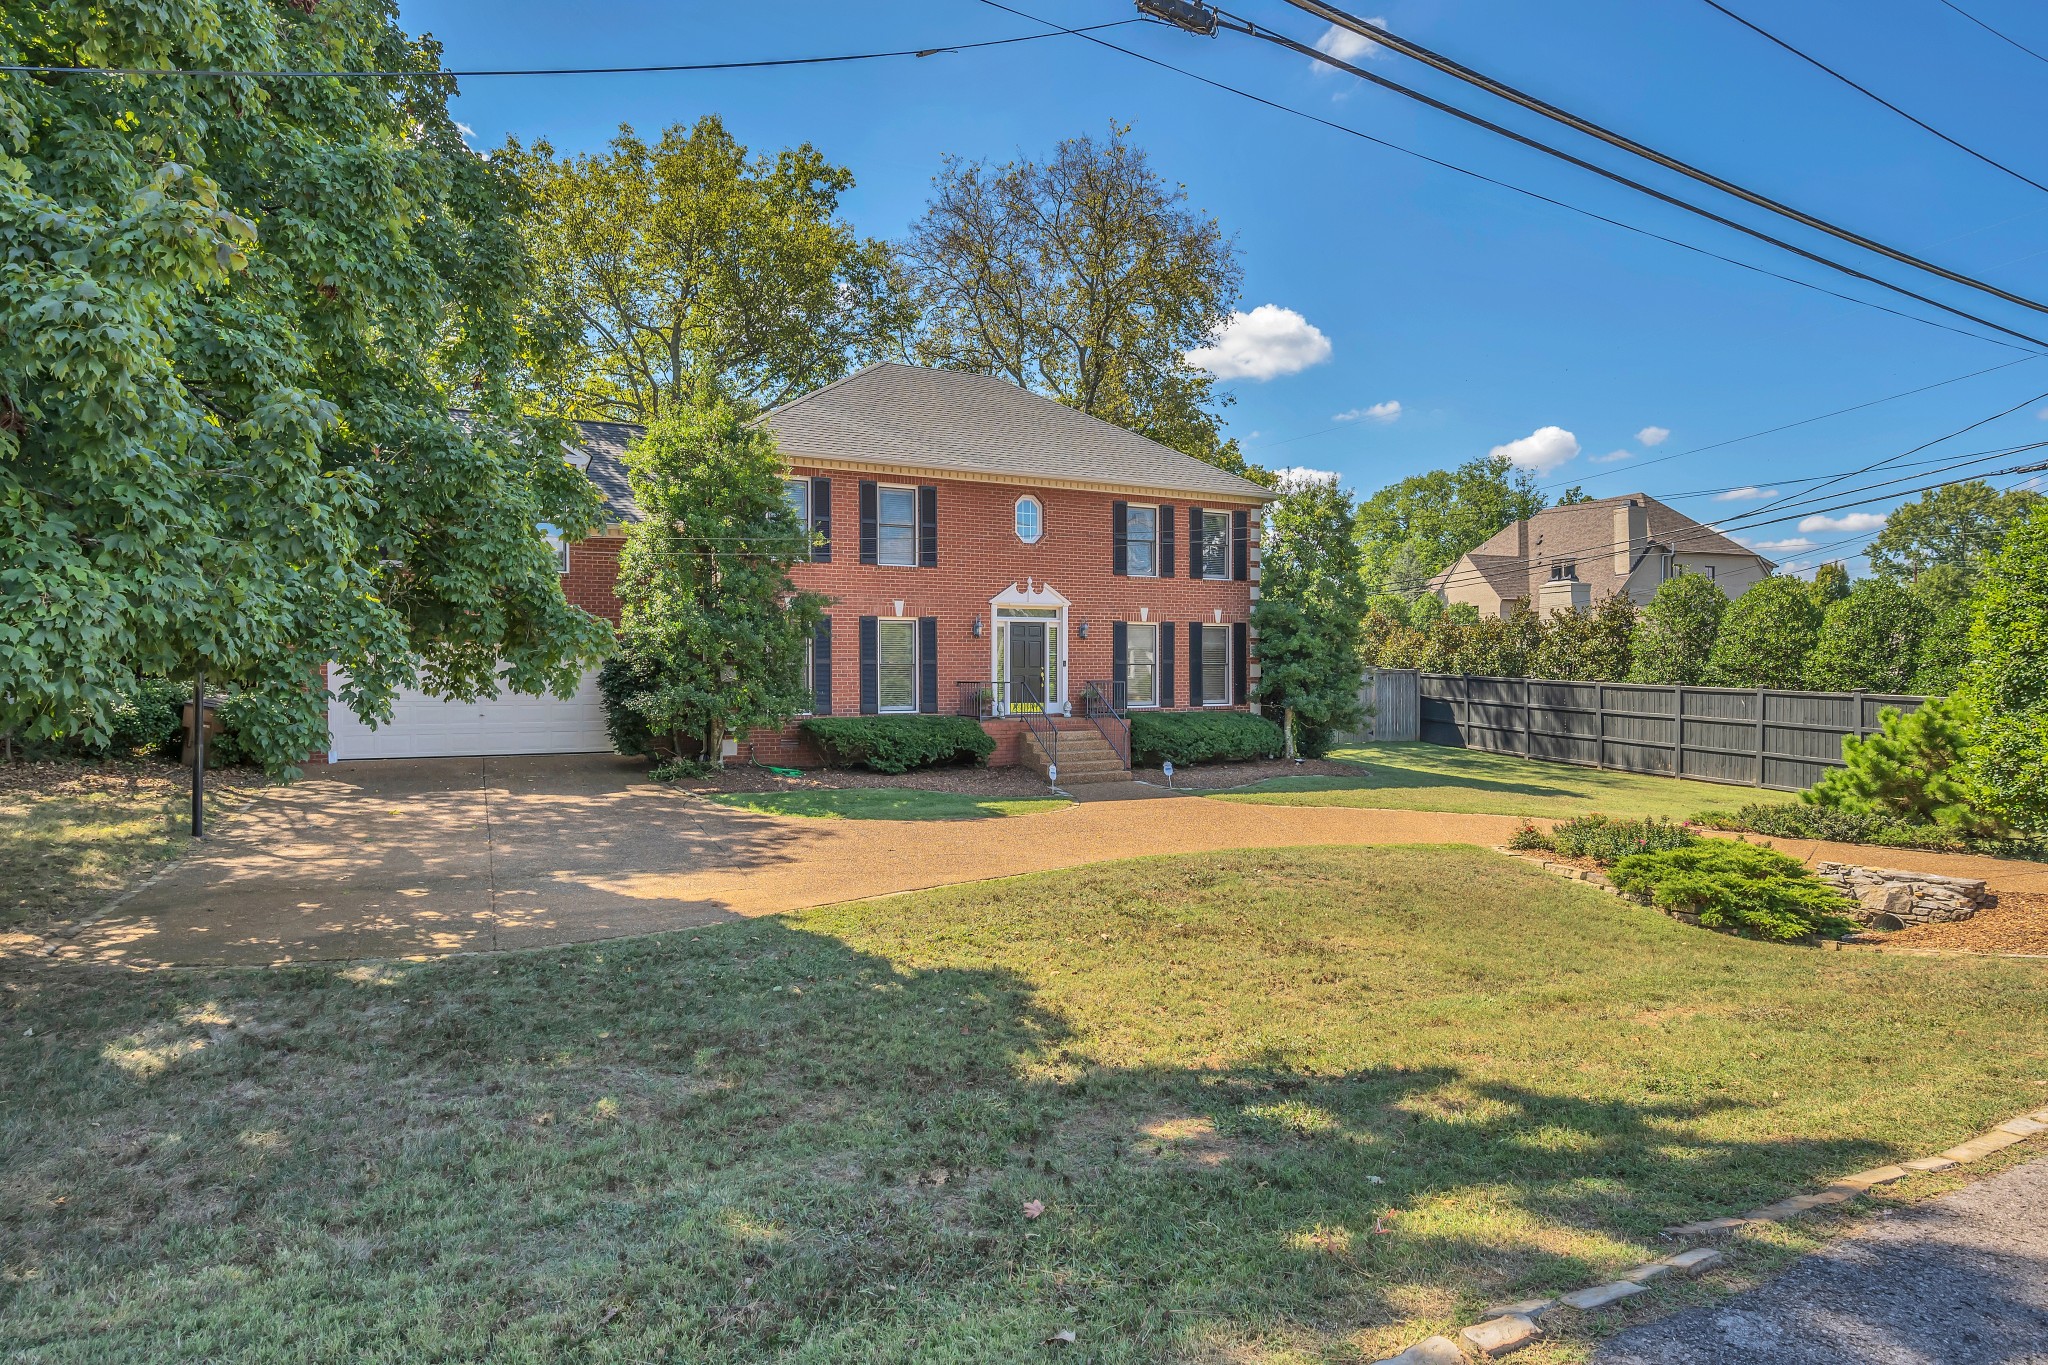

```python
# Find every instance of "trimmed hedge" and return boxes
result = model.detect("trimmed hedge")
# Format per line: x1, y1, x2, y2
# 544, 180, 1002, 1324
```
798, 716, 996, 774
1610, 841, 1856, 942
1130, 711, 1284, 767
1546, 814, 1698, 865
1695, 801, 2048, 860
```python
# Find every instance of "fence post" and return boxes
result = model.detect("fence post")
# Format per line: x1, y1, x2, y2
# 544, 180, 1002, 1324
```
1595, 682, 1607, 774
1670, 686, 1684, 780
1753, 686, 1767, 788
1852, 690, 1870, 739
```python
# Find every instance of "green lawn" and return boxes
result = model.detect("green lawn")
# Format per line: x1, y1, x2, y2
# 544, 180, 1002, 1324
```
5, 846, 2044, 1362
705, 788, 1071, 821
1214, 741, 1761, 821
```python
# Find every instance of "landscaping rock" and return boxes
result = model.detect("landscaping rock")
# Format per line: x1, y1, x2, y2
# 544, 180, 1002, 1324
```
1664, 1216, 1749, 1237
1941, 1129, 2028, 1162
1461, 1314, 1542, 1358
1484, 1298, 1557, 1320
1833, 1165, 1908, 1190
1814, 862, 1987, 929
1662, 1248, 1724, 1276
1376, 1335, 1466, 1365
1998, 1116, 2048, 1137
1903, 1156, 1958, 1172
1560, 1281, 1646, 1311
1622, 1261, 1673, 1284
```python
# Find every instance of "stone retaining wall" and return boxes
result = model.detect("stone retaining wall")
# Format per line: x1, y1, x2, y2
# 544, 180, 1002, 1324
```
1815, 862, 1988, 929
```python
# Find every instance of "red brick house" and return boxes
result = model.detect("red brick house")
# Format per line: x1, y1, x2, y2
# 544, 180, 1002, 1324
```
325, 364, 1272, 767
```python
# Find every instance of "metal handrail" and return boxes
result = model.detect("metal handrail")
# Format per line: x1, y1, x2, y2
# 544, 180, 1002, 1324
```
1080, 680, 1131, 770
955, 678, 1060, 784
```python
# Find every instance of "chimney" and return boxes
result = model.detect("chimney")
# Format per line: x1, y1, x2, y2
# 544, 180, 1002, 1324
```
1614, 497, 1646, 574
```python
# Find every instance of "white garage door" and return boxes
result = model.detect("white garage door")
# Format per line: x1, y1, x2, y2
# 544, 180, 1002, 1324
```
328, 668, 613, 760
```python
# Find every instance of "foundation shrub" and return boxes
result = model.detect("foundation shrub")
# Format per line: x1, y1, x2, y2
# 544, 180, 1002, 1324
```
1130, 712, 1284, 766
1609, 841, 1857, 941
1547, 814, 1698, 865
797, 716, 996, 773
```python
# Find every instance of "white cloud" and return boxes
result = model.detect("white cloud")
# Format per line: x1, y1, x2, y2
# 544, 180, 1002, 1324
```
1746, 536, 1815, 554
455, 121, 477, 146
1311, 18, 1388, 70
1489, 425, 1580, 474
1637, 425, 1671, 447
1274, 465, 1340, 490
1185, 305, 1333, 381
1713, 486, 1778, 502
1590, 448, 1633, 464
1798, 511, 1888, 534
1334, 400, 1401, 424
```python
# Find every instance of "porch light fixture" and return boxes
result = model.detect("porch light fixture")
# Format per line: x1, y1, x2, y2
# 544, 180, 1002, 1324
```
972, 614, 983, 638
1078, 620, 1090, 640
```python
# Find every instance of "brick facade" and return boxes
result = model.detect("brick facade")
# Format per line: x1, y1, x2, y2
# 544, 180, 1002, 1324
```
562, 466, 1264, 767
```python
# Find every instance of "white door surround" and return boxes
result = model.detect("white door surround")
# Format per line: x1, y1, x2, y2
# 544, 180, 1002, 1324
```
989, 579, 1070, 717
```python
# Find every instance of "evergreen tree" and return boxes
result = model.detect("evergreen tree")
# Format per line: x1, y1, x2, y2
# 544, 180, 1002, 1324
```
1956, 503, 2048, 832
1629, 574, 1727, 684
1809, 562, 1851, 607
1705, 576, 1821, 688
1804, 579, 1931, 693
1251, 475, 1369, 758
1805, 697, 1999, 834
600, 405, 826, 764
1584, 592, 1640, 682
1531, 607, 1595, 680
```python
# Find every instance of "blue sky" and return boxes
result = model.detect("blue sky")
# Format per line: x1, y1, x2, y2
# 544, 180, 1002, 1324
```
407, 0, 2048, 571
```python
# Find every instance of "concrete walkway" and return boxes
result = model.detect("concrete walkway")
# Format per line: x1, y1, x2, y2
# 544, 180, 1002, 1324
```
1597, 1155, 2048, 1365
31, 754, 2048, 968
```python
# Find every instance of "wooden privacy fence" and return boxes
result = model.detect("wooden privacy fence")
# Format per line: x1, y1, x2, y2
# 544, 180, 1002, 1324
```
1415, 672, 1924, 792
1357, 668, 1420, 741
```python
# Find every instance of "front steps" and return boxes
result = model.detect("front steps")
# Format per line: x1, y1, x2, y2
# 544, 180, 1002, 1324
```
1020, 722, 1131, 787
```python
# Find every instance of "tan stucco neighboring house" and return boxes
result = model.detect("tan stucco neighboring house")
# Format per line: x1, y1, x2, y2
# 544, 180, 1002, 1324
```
1428, 493, 1775, 619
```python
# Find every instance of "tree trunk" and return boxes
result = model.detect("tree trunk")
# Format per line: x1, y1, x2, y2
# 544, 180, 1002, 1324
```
706, 719, 726, 769
1283, 706, 1298, 762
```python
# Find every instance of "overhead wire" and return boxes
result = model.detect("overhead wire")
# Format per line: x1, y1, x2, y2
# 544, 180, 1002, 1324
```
1933, 0, 2048, 68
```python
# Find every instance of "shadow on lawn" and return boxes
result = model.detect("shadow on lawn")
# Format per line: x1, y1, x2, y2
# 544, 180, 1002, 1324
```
6, 911, 1904, 1360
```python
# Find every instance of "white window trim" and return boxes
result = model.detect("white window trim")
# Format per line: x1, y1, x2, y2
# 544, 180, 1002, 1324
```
1125, 622, 1160, 709
1125, 503, 1159, 579
1200, 623, 1231, 708
877, 616, 919, 714
987, 580, 1070, 717
877, 483, 919, 568
1200, 510, 1230, 581
539, 523, 569, 575
1014, 493, 1045, 545
796, 630, 816, 717
785, 478, 812, 561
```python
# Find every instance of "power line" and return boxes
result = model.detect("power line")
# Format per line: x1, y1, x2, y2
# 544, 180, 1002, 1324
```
1699, 0, 2048, 196
1934, 0, 2048, 67
0, 20, 1143, 78
1271, 0, 2048, 320
976, 2, 2041, 354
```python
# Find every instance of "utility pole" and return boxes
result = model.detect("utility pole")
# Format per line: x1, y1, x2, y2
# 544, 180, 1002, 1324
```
191, 667, 205, 839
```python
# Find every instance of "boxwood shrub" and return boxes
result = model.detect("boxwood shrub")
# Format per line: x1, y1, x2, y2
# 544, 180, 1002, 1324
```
1609, 840, 1857, 942
798, 716, 996, 774
1130, 712, 1284, 767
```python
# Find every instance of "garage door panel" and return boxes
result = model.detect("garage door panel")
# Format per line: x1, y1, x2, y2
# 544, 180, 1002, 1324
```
329, 668, 612, 760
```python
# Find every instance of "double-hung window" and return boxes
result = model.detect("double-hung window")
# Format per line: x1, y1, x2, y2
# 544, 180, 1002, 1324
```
538, 523, 568, 575
1201, 625, 1229, 706
1126, 505, 1157, 577
877, 486, 918, 567
784, 479, 811, 558
1200, 510, 1229, 579
1126, 623, 1158, 708
1549, 561, 1576, 582
877, 619, 917, 712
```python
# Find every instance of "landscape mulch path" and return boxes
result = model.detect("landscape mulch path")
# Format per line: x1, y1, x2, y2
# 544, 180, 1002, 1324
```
1879, 890, 2048, 956
671, 762, 1057, 799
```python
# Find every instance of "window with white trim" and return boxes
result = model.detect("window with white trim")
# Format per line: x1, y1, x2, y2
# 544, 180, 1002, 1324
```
1126, 504, 1157, 577
1549, 560, 1577, 581
1200, 510, 1229, 579
877, 486, 917, 567
539, 522, 568, 574
1126, 623, 1158, 708
797, 632, 815, 716
877, 619, 917, 712
1201, 624, 1229, 706
1014, 494, 1043, 544
784, 478, 811, 559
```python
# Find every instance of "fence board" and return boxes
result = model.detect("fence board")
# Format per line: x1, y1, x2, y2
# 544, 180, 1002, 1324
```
1414, 673, 1924, 793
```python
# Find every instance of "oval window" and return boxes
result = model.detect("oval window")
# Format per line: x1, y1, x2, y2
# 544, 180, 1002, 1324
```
1015, 495, 1044, 544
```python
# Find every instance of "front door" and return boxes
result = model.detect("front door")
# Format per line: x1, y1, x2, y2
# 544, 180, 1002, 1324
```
1006, 621, 1048, 713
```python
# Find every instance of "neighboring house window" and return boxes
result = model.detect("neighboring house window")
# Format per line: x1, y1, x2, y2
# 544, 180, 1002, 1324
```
1200, 510, 1229, 579
1126, 623, 1158, 707
1549, 561, 1576, 581
878, 619, 917, 712
539, 522, 568, 574
1126, 504, 1157, 577
1662, 553, 1679, 580
1705, 563, 1717, 580
784, 478, 811, 559
877, 486, 917, 567
1201, 625, 1228, 707
1014, 495, 1044, 544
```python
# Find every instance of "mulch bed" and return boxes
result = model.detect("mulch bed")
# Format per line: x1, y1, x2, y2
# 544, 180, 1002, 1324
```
0, 756, 266, 805
1875, 891, 2048, 956
668, 762, 1059, 799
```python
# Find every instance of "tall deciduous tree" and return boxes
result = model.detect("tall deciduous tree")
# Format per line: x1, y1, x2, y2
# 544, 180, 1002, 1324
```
1629, 574, 1727, 684
1353, 455, 1547, 594
598, 405, 825, 765
510, 117, 905, 421
1, 0, 608, 770
1866, 480, 2044, 578
901, 124, 1252, 473
1705, 576, 1821, 688
1957, 503, 2048, 832
1804, 579, 1931, 694
1252, 475, 1368, 758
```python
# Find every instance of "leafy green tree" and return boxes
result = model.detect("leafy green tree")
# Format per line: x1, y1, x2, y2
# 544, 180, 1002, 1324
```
1630, 575, 1727, 684
1705, 576, 1821, 688
1809, 561, 1852, 607
1532, 607, 1594, 680
1252, 475, 1369, 758
1956, 503, 2048, 831
1806, 697, 2000, 834
1804, 579, 1932, 693
902, 124, 1250, 472
1907, 564, 1974, 695
1866, 480, 2044, 578
1583, 592, 1640, 682
601, 406, 826, 764
2, 0, 608, 770
510, 116, 904, 421
1354, 454, 1547, 593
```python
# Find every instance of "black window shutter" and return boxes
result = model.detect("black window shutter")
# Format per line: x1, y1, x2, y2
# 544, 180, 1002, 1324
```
1188, 506, 1205, 579
1189, 621, 1204, 706
1111, 501, 1128, 576
858, 616, 879, 714
858, 481, 878, 565
1159, 623, 1175, 711
1232, 621, 1249, 705
810, 476, 832, 563
1160, 504, 1176, 578
1111, 621, 1128, 708
1232, 509, 1249, 582
918, 616, 939, 713
812, 617, 833, 715
918, 485, 938, 568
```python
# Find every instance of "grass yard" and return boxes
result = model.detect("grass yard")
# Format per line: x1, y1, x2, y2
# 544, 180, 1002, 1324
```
1214, 741, 1756, 821
5, 845, 2045, 1363
705, 788, 1072, 821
